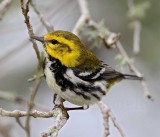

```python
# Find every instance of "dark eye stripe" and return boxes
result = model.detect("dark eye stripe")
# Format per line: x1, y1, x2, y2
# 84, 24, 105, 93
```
51, 39, 58, 44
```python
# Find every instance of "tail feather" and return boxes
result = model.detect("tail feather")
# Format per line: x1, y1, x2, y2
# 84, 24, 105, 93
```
123, 74, 143, 80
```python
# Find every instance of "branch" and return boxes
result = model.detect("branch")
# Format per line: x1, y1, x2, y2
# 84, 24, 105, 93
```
1, 95, 68, 137
30, 0, 54, 32
75, 0, 153, 101
21, 1, 67, 136
41, 94, 69, 137
127, 0, 141, 54
0, 96, 68, 137
0, 0, 13, 20
98, 101, 126, 137
0, 108, 58, 118
116, 41, 153, 101
97, 101, 110, 137
25, 78, 42, 137
16, 117, 26, 130
74, 0, 153, 136
0, 90, 49, 111
20, 0, 40, 61
20, 0, 43, 136
74, 1, 127, 136
27, 73, 44, 82
41, 107, 68, 137
73, 0, 90, 35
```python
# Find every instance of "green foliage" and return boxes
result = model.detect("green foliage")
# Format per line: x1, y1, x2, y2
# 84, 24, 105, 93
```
127, 1, 151, 20
115, 54, 134, 71
78, 20, 110, 50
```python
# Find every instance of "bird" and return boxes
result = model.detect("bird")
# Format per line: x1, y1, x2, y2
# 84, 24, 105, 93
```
31, 30, 142, 109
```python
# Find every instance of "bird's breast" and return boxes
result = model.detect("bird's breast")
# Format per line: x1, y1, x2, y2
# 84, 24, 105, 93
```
43, 56, 107, 106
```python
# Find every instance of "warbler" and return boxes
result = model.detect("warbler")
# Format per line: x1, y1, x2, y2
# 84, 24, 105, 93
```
32, 30, 142, 108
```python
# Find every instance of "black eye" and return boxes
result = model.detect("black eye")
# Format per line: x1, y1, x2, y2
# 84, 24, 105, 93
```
51, 39, 58, 44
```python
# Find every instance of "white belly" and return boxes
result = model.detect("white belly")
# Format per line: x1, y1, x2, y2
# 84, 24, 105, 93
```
44, 67, 105, 106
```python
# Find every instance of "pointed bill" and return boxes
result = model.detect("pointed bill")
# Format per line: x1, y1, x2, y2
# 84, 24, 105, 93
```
31, 35, 44, 43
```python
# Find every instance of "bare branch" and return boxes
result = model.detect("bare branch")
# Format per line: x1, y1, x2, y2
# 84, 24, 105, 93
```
75, 0, 153, 101
0, 0, 13, 20
20, 0, 40, 61
98, 101, 126, 137
97, 101, 110, 137
0, 23, 44, 64
16, 117, 26, 130
20, 0, 43, 136
41, 94, 69, 137
0, 108, 57, 118
74, 0, 153, 136
127, 0, 141, 54
108, 107, 126, 137
116, 41, 153, 100
72, 0, 90, 34
0, 96, 69, 136
41, 107, 68, 137
28, 73, 44, 82
30, 0, 54, 32
99, 32, 120, 49
20, 1, 68, 136
25, 78, 42, 137
0, 90, 48, 111
132, 20, 141, 53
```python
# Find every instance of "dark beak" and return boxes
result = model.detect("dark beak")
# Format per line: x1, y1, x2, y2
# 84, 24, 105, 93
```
31, 35, 44, 43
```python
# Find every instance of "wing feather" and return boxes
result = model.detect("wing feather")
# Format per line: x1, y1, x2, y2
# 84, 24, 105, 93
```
73, 62, 123, 81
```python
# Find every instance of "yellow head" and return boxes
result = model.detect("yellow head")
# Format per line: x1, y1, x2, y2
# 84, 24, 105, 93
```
32, 30, 100, 69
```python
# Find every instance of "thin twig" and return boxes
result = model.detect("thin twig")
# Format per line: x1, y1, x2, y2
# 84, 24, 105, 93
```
16, 117, 26, 130
30, 0, 54, 32
29, 1, 68, 136
0, 0, 13, 20
0, 108, 57, 118
74, 1, 127, 137
25, 78, 42, 137
108, 112, 125, 137
41, 107, 68, 137
99, 32, 120, 49
72, 0, 90, 34
20, 0, 43, 136
0, 90, 48, 111
27, 73, 44, 82
97, 101, 110, 137
74, 0, 153, 137
127, 0, 141, 54
108, 108, 126, 137
20, 0, 40, 61
132, 20, 141, 54
98, 101, 126, 137
75, 0, 153, 101
116, 41, 153, 101
0, 23, 43, 64
41, 93, 69, 137
30, 1, 69, 136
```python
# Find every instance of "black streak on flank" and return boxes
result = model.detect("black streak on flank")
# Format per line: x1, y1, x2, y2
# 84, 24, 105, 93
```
43, 57, 46, 78
47, 55, 91, 100
47, 55, 105, 100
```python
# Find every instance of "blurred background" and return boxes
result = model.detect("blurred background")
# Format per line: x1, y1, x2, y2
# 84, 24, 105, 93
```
0, 0, 160, 137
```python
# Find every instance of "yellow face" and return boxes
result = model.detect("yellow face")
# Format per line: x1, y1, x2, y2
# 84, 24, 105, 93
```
43, 31, 85, 67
